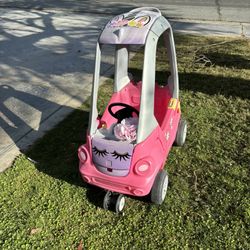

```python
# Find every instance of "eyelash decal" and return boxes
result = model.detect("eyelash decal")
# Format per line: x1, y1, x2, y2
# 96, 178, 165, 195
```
92, 146, 109, 157
111, 151, 131, 161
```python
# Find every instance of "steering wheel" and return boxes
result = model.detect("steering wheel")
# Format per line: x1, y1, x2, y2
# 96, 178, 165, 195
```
108, 103, 139, 123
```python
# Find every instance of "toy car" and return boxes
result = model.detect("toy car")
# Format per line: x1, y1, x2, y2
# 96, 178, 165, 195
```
78, 7, 187, 212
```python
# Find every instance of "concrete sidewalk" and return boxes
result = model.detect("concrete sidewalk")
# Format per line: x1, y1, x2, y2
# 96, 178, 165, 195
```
0, 9, 115, 171
0, 7, 249, 172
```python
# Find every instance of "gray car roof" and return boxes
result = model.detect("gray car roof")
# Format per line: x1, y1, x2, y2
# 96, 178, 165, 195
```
99, 7, 162, 45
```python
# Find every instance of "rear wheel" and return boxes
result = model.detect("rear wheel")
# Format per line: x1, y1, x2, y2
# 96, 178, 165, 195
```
175, 118, 187, 146
103, 191, 112, 210
151, 170, 169, 205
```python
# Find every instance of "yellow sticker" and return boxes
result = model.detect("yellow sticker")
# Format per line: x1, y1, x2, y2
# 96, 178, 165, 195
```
128, 20, 137, 27
177, 101, 181, 112
168, 98, 178, 110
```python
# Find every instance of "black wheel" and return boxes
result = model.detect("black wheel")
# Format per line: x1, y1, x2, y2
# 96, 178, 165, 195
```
151, 170, 169, 205
175, 118, 187, 146
103, 191, 112, 210
103, 191, 125, 213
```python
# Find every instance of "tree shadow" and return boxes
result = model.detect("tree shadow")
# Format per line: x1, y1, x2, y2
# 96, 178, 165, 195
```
0, 10, 111, 81
0, 85, 63, 154
0, 8, 117, 169
204, 52, 250, 69
178, 72, 250, 100
129, 68, 250, 100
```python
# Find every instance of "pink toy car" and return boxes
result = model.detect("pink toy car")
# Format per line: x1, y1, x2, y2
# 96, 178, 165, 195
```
78, 7, 187, 212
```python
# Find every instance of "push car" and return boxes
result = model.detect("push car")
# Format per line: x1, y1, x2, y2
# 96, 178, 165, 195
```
78, 7, 187, 212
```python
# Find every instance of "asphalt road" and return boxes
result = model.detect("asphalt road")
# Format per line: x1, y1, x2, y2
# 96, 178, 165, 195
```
0, 0, 250, 23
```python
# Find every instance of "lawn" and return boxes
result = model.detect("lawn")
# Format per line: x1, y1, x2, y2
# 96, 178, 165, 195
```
0, 34, 249, 249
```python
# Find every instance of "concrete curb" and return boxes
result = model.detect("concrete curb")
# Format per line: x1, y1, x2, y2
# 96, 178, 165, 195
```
170, 19, 249, 38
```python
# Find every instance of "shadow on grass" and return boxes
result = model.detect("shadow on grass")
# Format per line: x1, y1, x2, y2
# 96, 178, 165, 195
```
130, 68, 250, 99
179, 72, 250, 99
27, 108, 89, 188
204, 52, 250, 70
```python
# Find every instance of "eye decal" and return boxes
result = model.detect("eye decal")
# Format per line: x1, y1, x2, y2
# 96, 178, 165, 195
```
111, 151, 131, 161
92, 146, 109, 157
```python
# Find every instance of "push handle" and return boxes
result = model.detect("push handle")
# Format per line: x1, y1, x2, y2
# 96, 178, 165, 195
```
129, 7, 161, 14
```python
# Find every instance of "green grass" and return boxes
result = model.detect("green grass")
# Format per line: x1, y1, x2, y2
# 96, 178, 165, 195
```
0, 34, 249, 249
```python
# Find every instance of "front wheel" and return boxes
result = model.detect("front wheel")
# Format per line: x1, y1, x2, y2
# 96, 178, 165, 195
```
103, 191, 125, 213
174, 118, 187, 146
150, 170, 169, 205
